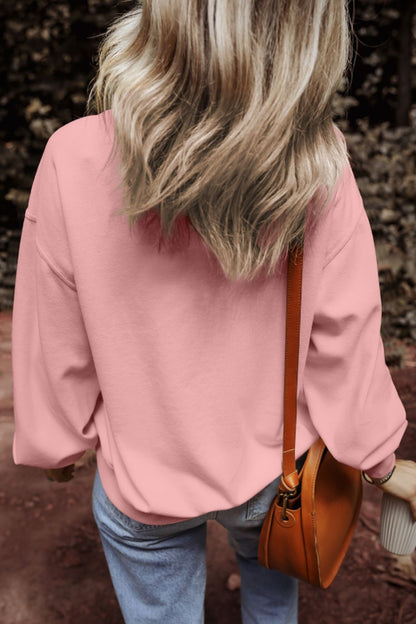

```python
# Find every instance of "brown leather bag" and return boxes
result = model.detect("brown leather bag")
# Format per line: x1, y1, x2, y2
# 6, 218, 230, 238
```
257, 245, 363, 589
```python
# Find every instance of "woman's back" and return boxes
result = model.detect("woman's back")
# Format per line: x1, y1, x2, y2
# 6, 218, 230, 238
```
11, 109, 407, 525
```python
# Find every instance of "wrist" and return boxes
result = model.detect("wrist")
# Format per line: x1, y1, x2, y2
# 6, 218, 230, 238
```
362, 465, 396, 486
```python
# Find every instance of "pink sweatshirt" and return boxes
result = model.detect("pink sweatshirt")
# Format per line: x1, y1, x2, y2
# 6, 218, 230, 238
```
12, 110, 408, 525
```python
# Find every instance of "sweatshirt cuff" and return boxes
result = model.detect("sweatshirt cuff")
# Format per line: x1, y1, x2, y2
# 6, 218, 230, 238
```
364, 453, 396, 479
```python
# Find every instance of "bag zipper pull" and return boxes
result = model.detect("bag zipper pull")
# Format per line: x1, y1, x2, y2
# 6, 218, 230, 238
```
279, 487, 299, 521
282, 493, 290, 521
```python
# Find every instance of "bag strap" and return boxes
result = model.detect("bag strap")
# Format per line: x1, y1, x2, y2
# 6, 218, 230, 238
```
280, 244, 304, 493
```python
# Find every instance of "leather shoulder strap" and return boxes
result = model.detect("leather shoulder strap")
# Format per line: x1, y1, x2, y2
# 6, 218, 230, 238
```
281, 244, 303, 491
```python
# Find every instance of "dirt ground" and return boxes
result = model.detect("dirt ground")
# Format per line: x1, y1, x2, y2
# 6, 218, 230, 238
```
1, 309, 415, 624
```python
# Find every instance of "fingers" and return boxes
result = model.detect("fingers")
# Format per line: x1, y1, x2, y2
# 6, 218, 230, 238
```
44, 465, 75, 482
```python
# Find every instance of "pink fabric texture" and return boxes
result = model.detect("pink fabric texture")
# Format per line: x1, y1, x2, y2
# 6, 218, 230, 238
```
12, 111, 407, 524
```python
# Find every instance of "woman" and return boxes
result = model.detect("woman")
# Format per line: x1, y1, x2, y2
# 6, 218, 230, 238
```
12, 1, 416, 623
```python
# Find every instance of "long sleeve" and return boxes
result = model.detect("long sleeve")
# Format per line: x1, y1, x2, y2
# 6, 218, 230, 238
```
302, 206, 408, 479
12, 138, 101, 469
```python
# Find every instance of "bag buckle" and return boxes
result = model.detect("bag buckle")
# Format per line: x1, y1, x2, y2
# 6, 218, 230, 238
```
278, 487, 299, 522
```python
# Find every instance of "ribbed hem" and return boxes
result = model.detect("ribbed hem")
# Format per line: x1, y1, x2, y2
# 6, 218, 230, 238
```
96, 449, 194, 526
364, 453, 396, 480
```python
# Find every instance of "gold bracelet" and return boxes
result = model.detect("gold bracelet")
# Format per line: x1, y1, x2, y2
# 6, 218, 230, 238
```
362, 465, 396, 485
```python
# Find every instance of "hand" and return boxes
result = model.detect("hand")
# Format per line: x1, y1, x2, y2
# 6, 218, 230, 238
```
44, 464, 75, 483
376, 459, 416, 521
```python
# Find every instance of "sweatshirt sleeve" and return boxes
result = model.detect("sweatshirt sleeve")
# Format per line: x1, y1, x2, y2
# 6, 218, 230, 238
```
11, 138, 101, 469
302, 204, 408, 479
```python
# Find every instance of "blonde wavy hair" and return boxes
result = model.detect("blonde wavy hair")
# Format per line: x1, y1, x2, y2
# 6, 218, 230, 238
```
86, 0, 351, 281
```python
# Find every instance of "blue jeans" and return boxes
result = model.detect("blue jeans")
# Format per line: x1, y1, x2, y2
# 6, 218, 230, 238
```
92, 467, 300, 624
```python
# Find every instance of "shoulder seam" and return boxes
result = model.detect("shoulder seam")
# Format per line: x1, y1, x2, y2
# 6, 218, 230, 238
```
322, 210, 366, 270
24, 211, 37, 223
36, 243, 77, 291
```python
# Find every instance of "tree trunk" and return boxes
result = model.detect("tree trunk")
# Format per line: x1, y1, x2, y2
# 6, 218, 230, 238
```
396, 0, 413, 127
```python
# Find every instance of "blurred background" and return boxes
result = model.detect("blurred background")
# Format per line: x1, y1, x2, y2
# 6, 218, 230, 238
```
0, 1, 415, 623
